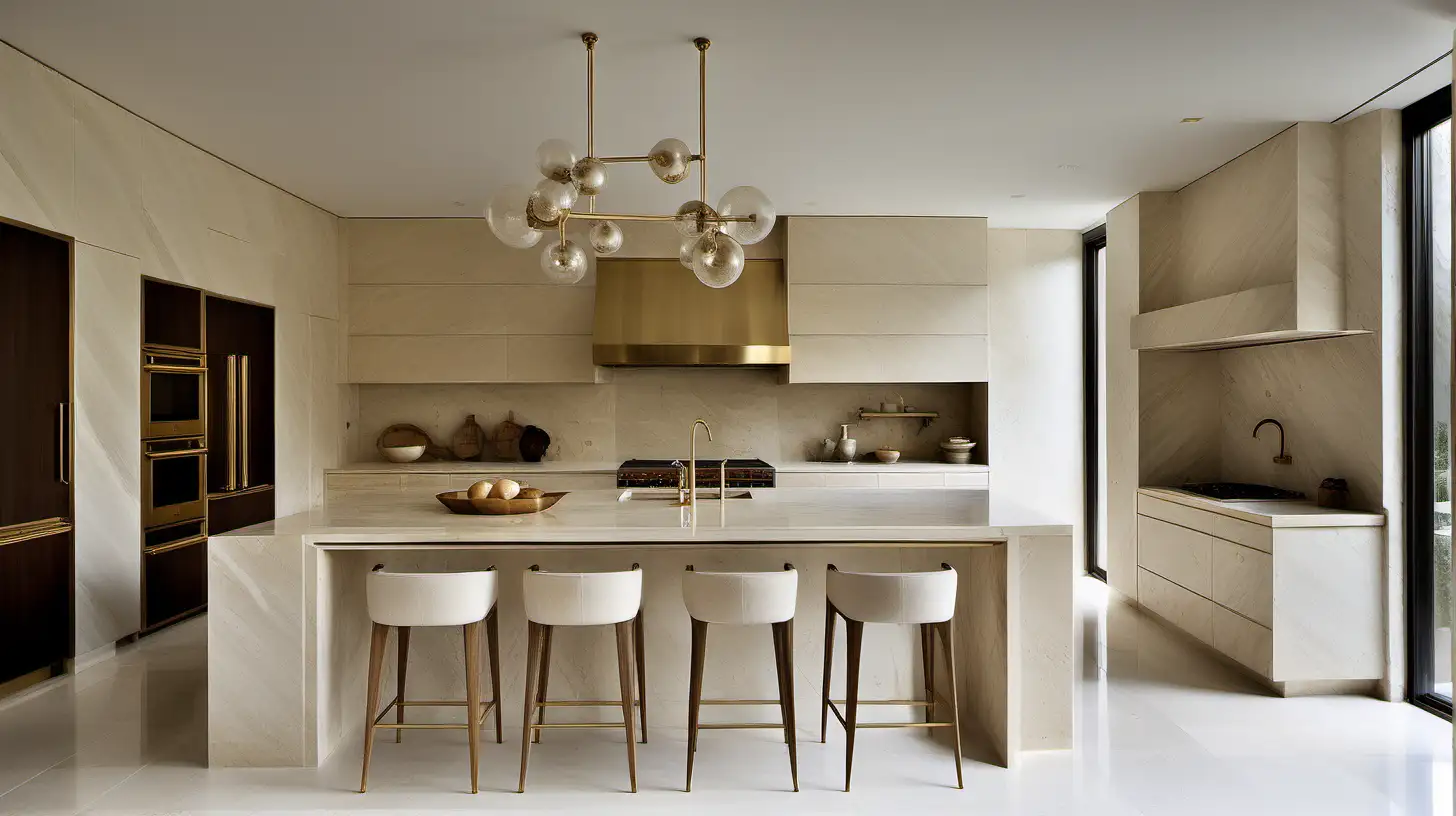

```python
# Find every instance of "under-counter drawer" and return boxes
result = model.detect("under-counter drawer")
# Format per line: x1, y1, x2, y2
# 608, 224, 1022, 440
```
776, 472, 828, 488
944, 472, 990, 488
823, 472, 880, 488
878, 473, 946, 489
1138, 568, 1213, 644
1137, 494, 1273, 553
1210, 538, 1273, 627
1211, 604, 1272, 677
1137, 515, 1212, 596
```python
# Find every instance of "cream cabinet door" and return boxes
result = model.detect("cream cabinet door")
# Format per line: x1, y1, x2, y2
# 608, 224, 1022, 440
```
786, 217, 987, 284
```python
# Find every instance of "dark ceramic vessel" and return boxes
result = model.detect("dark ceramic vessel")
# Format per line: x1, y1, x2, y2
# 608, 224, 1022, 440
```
519, 425, 551, 462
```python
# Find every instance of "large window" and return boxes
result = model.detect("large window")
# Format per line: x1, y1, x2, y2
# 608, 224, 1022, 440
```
1084, 224, 1107, 581
1406, 85, 1453, 719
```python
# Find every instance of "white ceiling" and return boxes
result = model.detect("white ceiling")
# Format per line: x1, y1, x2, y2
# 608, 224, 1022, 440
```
1, 0, 1452, 228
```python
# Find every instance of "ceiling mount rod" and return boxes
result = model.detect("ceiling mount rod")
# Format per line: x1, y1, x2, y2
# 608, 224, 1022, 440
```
695, 37, 710, 204
582, 32, 597, 214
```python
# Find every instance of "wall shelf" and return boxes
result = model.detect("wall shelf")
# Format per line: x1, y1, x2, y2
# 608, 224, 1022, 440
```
857, 410, 940, 430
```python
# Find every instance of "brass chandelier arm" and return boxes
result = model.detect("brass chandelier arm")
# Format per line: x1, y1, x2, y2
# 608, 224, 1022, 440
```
562, 211, 755, 224
584, 32, 597, 214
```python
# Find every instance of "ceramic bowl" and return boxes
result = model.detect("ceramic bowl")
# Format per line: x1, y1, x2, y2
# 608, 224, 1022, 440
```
875, 449, 901, 463
381, 444, 425, 463
943, 449, 972, 464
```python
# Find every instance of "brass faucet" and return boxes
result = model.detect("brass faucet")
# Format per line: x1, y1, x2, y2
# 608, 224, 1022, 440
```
675, 419, 714, 507
1253, 418, 1292, 465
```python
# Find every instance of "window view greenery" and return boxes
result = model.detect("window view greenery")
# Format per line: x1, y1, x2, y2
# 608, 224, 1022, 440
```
1431, 119, 1452, 700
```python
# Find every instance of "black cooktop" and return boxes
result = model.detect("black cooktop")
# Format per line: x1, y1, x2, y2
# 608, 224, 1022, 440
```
620, 458, 773, 469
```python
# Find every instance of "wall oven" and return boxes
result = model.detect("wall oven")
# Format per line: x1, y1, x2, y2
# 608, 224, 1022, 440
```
142, 436, 207, 529
142, 349, 206, 439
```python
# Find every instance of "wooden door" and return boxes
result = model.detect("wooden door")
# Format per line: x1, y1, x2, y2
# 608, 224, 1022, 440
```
0, 222, 71, 527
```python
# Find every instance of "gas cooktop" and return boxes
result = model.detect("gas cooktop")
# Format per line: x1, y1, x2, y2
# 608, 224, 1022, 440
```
616, 458, 776, 489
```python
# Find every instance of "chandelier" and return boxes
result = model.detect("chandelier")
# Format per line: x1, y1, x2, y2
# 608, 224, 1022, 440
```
485, 33, 775, 288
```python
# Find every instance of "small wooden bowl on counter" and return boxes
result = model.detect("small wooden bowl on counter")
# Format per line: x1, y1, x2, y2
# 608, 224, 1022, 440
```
435, 490, 568, 516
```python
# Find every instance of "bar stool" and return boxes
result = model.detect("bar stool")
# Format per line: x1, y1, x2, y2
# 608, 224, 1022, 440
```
682, 563, 800, 793
820, 563, 962, 792
518, 564, 646, 794
359, 565, 501, 794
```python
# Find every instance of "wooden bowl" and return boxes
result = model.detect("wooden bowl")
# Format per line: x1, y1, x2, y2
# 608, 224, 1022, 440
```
436, 490, 567, 515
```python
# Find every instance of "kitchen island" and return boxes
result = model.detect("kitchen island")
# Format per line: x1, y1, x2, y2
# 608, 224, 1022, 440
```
208, 488, 1073, 770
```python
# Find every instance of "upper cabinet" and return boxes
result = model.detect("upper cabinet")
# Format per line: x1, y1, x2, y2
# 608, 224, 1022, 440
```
1130, 123, 1367, 351
785, 217, 988, 382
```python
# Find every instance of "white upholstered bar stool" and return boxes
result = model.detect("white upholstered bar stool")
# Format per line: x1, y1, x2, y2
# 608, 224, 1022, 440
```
682, 564, 800, 793
518, 564, 646, 794
821, 563, 962, 792
360, 565, 501, 794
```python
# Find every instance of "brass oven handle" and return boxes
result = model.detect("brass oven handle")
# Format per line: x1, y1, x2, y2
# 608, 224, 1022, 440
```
143, 363, 206, 374
58, 402, 68, 485
240, 355, 250, 489
144, 533, 208, 556
144, 446, 209, 460
226, 356, 238, 492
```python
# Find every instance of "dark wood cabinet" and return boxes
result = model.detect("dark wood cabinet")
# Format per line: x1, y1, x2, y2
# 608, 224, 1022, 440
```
204, 295, 275, 529
142, 278, 204, 352
143, 535, 208, 629
0, 220, 74, 685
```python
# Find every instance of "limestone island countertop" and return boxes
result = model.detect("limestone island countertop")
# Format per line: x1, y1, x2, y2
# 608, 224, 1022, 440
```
327, 460, 991, 476
209, 488, 1074, 772
218, 487, 1067, 546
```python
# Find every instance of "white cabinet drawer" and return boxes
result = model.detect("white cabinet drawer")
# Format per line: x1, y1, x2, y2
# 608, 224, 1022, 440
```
944, 472, 990, 488
1138, 568, 1213, 644
1137, 494, 1273, 553
878, 473, 945, 489
776, 472, 828, 488
1211, 604, 1272, 677
1137, 515, 1212, 596
823, 472, 881, 488
1210, 538, 1273, 627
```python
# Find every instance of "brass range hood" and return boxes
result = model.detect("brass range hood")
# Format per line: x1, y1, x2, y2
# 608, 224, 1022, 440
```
592, 258, 790, 366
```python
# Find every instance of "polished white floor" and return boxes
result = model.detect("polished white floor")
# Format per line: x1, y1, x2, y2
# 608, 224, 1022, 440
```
0, 578, 1449, 815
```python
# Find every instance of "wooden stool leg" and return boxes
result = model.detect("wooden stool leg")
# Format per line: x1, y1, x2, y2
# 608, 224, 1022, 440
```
771, 621, 787, 745
938, 621, 964, 790
685, 618, 706, 792
843, 618, 864, 793
920, 622, 935, 723
486, 606, 502, 744
463, 620, 482, 794
395, 626, 410, 743
634, 608, 648, 742
533, 625, 553, 744
782, 619, 800, 792
359, 622, 389, 793
615, 620, 639, 793
517, 621, 542, 793
820, 603, 836, 743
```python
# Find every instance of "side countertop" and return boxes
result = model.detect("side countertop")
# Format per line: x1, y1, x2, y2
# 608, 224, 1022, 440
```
213, 488, 1068, 546
1138, 487, 1386, 528
328, 460, 990, 476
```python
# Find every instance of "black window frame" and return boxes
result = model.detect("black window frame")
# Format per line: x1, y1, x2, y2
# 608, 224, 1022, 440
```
1084, 224, 1107, 582
1404, 84, 1453, 720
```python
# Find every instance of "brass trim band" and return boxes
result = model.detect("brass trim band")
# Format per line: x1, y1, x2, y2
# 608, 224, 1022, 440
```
592, 343, 791, 366
143, 534, 208, 556
0, 518, 72, 547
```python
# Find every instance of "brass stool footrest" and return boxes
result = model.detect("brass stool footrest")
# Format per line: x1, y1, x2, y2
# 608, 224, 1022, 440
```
371, 698, 497, 730
826, 697, 955, 730
536, 699, 642, 707
701, 698, 782, 706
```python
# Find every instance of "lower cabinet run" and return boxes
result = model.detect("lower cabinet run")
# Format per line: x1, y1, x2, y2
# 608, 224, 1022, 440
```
1135, 492, 1384, 696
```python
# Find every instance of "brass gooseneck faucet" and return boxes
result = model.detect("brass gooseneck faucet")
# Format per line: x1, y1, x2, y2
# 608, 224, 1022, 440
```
1253, 418, 1292, 465
674, 419, 714, 507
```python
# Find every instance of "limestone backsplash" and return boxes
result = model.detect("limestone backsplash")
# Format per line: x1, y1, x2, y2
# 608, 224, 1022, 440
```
353, 369, 987, 464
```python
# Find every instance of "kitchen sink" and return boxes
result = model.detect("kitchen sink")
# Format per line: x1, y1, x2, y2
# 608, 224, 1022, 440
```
1178, 482, 1305, 501
619, 490, 754, 501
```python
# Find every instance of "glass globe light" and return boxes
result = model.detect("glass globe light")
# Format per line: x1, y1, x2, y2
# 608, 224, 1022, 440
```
678, 233, 699, 269
570, 157, 608, 196
540, 239, 589, 284
588, 220, 623, 256
485, 183, 542, 249
691, 231, 745, 288
717, 186, 776, 245
536, 139, 579, 183
674, 199, 718, 238
527, 179, 577, 227
648, 137, 693, 184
